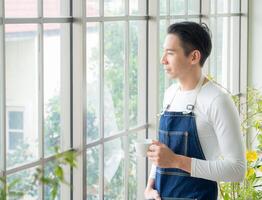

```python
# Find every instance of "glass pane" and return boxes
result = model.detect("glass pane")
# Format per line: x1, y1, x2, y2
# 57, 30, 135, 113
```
231, 0, 240, 13
128, 133, 137, 199
217, 0, 228, 14
104, 137, 124, 199
86, 146, 100, 200
209, 18, 217, 79
209, 17, 229, 87
7, 167, 39, 200
5, 0, 37, 17
5, 24, 38, 168
44, 24, 71, 157
129, 0, 146, 15
188, 18, 200, 23
129, 21, 146, 128
159, 20, 167, 113
44, 161, 70, 200
44, 0, 70, 17
87, 0, 99, 17
104, 22, 125, 136
210, 0, 216, 14
86, 22, 100, 143
128, 130, 146, 199
160, 0, 167, 15
188, 0, 200, 15
217, 17, 229, 87
230, 17, 240, 94
8, 111, 23, 129
104, 0, 125, 16
9, 131, 23, 150
170, 0, 185, 15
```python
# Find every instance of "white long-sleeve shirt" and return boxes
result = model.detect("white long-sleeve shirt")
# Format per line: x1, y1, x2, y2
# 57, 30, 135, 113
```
149, 80, 246, 182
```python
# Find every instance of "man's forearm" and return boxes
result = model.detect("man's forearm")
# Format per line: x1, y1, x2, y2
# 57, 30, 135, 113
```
146, 178, 155, 189
173, 154, 192, 174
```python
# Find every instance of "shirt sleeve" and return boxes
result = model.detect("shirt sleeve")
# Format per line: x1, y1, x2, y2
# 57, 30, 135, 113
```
149, 164, 157, 179
191, 93, 246, 182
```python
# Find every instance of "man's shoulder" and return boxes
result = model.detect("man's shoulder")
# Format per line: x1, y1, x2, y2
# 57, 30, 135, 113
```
199, 81, 229, 103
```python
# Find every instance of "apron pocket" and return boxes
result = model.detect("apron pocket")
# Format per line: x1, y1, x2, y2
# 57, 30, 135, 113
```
163, 130, 189, 156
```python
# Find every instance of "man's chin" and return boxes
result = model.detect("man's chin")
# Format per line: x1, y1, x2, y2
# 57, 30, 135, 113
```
166, 73, 177, 80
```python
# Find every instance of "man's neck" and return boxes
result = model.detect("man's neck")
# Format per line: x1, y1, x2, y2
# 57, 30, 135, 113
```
178, 71, 202, 91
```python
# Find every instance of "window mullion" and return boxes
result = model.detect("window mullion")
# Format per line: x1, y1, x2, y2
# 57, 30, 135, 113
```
124, 16, 130, 200
37, 0, 44, 198
1, 0, 6, 191
99, 0, 104, 200
227, 0, 231, 91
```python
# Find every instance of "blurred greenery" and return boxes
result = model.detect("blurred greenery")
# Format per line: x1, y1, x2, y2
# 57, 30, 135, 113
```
219, 87, 262, 199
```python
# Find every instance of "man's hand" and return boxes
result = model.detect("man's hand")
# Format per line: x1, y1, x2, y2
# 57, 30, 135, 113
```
144, 187, 161, 200
147, 140, 178, 168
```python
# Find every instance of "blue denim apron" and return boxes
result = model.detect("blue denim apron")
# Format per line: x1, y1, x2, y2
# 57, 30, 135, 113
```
154, 75, 218, 200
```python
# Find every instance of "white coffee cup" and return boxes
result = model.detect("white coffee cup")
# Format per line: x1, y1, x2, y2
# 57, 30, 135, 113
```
134, 139, 153, 157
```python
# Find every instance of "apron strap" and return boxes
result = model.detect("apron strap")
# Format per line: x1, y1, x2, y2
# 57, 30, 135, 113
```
161, 73, 206, 115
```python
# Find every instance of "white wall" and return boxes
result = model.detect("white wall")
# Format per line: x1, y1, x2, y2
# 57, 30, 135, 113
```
248, 0, 262, 89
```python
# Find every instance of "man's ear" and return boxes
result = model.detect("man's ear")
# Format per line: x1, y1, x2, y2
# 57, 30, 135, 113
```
191, 50, 201, 65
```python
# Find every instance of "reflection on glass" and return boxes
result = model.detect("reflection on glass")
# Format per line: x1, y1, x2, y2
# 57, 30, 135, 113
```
104, 22, 125, 136
5, 24, 38, 169
170, 0, 185, 15
104, 0, 124, 16
188, 0, 200, 15
86, 146, 99, 200
217, 0, 228, 14
5, 0, 37, 17
104, 138, 124, 199
44, 24, 70, 157
129, 0, 146, 15
7, 167, 39, 199
44, 0, 70, 17
129, 21, 146, 128
86, 23, 100, 143
87, 0, 99, 17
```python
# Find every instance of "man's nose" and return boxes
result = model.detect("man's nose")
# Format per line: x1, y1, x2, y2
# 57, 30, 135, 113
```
160, 53, 167, 65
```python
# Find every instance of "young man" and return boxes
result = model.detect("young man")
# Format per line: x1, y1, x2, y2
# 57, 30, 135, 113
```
144, 22, 246, 200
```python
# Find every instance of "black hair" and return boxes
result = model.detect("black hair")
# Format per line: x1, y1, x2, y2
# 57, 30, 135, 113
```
167, 21, 212, 67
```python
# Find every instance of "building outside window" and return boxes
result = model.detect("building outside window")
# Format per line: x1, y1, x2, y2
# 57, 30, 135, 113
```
7, 109, 24, 151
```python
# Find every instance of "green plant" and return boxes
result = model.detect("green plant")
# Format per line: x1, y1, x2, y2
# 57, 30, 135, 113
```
0, 147, 77, 200
0, 176, 24, 200
33, 147, 78, 200
219, 87, 262, 199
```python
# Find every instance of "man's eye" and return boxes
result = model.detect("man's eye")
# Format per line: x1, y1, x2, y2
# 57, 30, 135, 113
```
167, 52, 173, 55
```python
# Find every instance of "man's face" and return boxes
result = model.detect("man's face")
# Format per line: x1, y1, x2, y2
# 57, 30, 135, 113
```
161, 34, 192, 79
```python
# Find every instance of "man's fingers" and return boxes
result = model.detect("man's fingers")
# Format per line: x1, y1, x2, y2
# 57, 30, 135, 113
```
152, 190, 161, 200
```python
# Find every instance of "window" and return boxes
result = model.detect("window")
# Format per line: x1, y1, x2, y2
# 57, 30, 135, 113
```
0, 0, 246, 199
7, 110, 24, 150
1, 0, 71, 199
